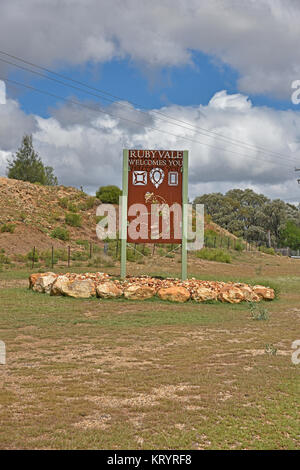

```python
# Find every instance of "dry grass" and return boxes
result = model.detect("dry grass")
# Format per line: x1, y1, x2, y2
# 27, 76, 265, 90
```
0, 252, 299, 449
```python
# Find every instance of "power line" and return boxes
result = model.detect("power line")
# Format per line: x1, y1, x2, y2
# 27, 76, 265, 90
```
0, 49, 298, 164
2, 75, 296, 171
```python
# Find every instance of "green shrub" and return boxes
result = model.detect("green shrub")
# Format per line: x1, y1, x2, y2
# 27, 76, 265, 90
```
259, 246, 275, 255
96, 185, 122, 204
1, 223, 16, 233
196, 248, 231, 263
51, 227, 70, 241
65, 213, 82, 227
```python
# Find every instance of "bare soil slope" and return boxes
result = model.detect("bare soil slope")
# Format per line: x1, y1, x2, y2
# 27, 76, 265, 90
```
0, 177, 100, 255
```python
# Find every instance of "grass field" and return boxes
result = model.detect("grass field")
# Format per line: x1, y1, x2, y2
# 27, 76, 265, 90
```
0, 251, 299, 449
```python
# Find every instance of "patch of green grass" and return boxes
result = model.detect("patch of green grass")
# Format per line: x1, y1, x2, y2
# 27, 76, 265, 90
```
248, 301, 269, 320
1, 223, 16, 233
0, 262, 299, 450
196, 248, 232, 263
65, 213, 82, 227
51, 227, 70, 241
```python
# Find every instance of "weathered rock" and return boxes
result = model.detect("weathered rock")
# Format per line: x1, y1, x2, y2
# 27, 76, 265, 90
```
218, 285, 244, 304
32, 272, 57, 294
51, 276, 95, 298
233, 283, 260, 302
96, 281, 123, 299
30, 271, 275, 304
123, 285, 155, 300
157, 286, 190, 302
29, 273, 44, 289
192, 286, 218, 302
50, 275, 69, 296
253, 285, 275, 301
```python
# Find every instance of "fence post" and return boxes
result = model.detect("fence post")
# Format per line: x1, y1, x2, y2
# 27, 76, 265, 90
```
89, 242, 92, 259
152, 243, 156, 256
51, 246, 54, 269
32, 246, 35, 270
68, 246, 70, 268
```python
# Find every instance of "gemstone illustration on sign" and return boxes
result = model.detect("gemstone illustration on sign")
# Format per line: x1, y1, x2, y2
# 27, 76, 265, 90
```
168, 171, 178, 186
133, 170, 147, 186
150, 168, 164, 188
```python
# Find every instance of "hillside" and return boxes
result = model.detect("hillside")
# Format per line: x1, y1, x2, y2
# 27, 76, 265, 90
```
0, 177, 240, 258
0, 177, 100, 255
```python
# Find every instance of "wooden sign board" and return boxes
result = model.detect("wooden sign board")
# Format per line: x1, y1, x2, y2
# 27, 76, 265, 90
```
121, 149, 188, 280
127, 149, 183, 244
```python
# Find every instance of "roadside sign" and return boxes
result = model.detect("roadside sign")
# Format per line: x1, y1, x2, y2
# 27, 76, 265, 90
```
121, 149, 189, 279
127, 149, 183, 244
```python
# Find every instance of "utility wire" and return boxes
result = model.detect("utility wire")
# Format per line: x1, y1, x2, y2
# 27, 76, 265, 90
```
0, 49, 297, 164
2, 75, 296, 170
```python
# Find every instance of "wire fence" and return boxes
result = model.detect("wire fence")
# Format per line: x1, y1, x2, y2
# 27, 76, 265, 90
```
1, 233, 296, 272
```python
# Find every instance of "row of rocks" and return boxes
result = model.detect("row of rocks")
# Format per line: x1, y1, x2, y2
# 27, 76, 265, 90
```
29, 272, 275, 303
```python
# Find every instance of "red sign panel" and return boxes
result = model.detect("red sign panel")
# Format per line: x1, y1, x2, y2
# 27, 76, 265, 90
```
127, 149, 183, 244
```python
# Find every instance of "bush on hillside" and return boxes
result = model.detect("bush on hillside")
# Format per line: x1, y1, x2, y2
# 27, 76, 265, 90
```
65, 213, 82, 227
96, 185, 122, 204
51, 227, 70, 241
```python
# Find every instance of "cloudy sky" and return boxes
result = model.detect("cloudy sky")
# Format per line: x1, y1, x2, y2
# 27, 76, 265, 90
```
1, 0, 300, 201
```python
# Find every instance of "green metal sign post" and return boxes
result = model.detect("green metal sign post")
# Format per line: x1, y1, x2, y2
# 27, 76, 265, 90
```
121, 149, 188, 280
181, 150, 189, 280
120, 149, 128, 279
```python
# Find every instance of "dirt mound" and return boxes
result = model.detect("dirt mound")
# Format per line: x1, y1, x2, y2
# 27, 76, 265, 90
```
0, 177, 100, 255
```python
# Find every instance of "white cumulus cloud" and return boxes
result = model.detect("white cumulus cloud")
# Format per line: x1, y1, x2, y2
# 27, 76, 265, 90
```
0, 0, 300, 97
1, 90, 300, 203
